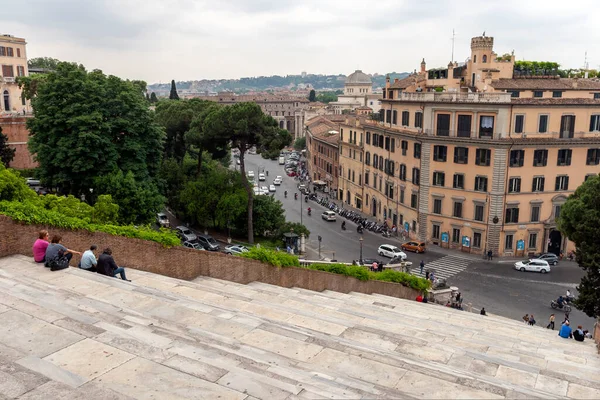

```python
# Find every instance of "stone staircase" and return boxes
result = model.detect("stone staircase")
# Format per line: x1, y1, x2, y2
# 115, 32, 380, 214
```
0, 254, 598, 399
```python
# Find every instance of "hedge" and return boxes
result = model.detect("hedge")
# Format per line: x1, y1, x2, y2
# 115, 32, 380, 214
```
0, 200, 180, 247
240, 248, 430, 291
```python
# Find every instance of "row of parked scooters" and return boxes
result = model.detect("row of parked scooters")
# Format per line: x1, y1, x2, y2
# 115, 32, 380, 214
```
312, 196, 392, 235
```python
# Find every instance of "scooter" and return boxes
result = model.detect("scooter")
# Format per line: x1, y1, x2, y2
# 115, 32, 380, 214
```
357, 226, 363, 234
341, 222, 346, 231
550, 300, 572, 313
294, 193, 298, 200
382, 230, 391, 238
307, 208, 311, 216
284, 191, 287, 198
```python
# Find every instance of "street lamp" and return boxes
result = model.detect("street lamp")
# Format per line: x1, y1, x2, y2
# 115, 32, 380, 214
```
359, 237, 364, 263
300, 189, 303, 225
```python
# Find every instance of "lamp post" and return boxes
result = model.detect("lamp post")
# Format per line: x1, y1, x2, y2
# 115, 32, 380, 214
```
359, 237, 364, 263
300, 189, 303, 225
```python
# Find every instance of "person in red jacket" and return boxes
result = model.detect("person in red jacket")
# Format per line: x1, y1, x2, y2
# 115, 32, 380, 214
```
96, 248, 130, 281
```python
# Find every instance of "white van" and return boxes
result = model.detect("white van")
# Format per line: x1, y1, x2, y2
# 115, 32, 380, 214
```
278, 156, 285, 165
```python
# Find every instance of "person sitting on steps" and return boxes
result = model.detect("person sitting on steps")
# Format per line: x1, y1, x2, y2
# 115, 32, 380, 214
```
44, 235, 81, 269
96, 247, 131, 282
32, 230, 50, 263
79, 244, 98, 273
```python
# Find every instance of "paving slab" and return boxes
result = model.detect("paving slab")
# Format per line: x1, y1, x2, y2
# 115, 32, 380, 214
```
396, 370, 504, 399
0, 358, 49, 398
239, 328, 323, 362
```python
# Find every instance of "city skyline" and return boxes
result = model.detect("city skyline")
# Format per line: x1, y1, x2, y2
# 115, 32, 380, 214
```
2, 0, 599, 83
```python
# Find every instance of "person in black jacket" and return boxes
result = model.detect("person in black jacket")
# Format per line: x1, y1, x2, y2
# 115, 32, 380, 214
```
96, 248, 130, 281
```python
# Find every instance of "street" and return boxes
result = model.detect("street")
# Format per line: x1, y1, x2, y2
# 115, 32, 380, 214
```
242, 154, 596, 330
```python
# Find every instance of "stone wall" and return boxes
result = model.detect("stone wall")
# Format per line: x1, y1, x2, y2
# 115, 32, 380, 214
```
0, 216, 419, 299
0, 116, 36, 169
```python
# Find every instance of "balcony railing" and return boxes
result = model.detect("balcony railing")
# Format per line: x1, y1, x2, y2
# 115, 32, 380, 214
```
391, 92, 512, 103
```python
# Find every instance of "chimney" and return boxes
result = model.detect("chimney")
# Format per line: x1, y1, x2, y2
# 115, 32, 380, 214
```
385, 74, 391, 89
394, 78, 399, 83
420, 58, 426, 73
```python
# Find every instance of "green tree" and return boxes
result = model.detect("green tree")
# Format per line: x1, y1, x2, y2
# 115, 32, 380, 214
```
0, 127, 16, 167
308, 89, 316, 102
145, 93, 150, 102
92, 194, 119, 224
315, 91, 338, 103
0, 163, 39, 202
294, 137, 306, 151
27, 57, 62, 70
202, 102, 292, 243
94, 170, 164, 225
169, 80, 180, 100
251, 195, 285, 237
26, 62, 164, 196
558, 174, 600, 318
276, 221, 310, 240
186, 102, 228, 175
150, 92, 158, 103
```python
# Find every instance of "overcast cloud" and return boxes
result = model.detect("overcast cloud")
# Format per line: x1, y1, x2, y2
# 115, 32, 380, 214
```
2, 0, 598, 83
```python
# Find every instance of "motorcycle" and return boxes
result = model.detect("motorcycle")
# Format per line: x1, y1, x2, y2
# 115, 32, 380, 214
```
294, 193, 298, 200
381, 230, 391, 238
357, 226, 363, 234
284, 191, 288, 198
307, 208, 311, 216
550, 300, 572, 313
341, 222, 346, 231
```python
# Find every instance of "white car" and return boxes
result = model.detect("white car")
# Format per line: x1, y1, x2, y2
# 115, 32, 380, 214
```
224, 245, 249, 255
322, 211, 337, 221
269, 184, 276, 192
259, 173, 266, 181
273, 178, 282, 186
514, 259, 551, 274
261, 185, 268, 192
276, 175, 282, 181
378, 244, 407, 260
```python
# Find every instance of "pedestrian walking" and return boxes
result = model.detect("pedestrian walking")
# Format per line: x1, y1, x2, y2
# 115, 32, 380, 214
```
523, 314, 530, 324
546, 314, 555, 330
528, 314, 536, 326
562, 313, 570, 325
420, 260, 425, 274
487, 250, 493, 261
425, 270, 430, 280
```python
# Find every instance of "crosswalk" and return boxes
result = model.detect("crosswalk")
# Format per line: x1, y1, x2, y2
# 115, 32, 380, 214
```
410, 255, 474, 281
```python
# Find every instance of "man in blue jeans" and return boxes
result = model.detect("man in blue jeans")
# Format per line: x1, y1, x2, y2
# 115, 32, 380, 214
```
96, 248, 131, 282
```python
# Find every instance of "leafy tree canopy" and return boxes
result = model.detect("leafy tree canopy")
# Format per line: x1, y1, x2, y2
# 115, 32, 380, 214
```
294, 137, 306, 151
169, 79, 180, 100
27, 57, 62, 70
0, 127, 16, 167
26, 62, 164, 196
315, 91, 338, 103
308, 89, 316, 102
558, 174, 600, 318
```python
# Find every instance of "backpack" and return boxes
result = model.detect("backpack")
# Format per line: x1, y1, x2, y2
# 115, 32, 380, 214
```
47, 249, 70, 271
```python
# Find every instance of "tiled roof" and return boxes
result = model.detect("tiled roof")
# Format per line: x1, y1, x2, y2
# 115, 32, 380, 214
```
511, 98, 600, 105
491, 78, 600, 90
389, 74, 426, 89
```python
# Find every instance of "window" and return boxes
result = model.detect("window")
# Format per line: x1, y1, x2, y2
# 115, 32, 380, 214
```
528, 233, 537, 249
401, 140, 408, 155
432, 225, 440, 239
433, 145, 447, 162
379, 156, 383, 170
457, 115, 472, 137
473, 232, 482, 248
392, 110, 398, 125
386, 110, 392, 124
534, 91, 543, 98
16, 48, 20, 58
509, 150, 524, 167
454, 147, 468, 164
505, 207, 519, 223
402, 111, 409, 126
399, 164, 407, 181
474, 176, 488, 192
595, 93, 600, 100
555, 175, 569, 191
590, 115, 600, 132
414, 143, 421, 159
555, 205, 562, 219
473, 55, 477, 63
532, 176, 545, 192
453, 202, 463, 218
453, 174, 464, 189
365, 152, 370, 165
433, 171, 445, 186
372, 133, 378, 147
16, 66, 25, 77
533, 149, 548, 166
587, 148, 600, 165
510, 91, 520, 98
514, 115, 524, 133
415, 112, 423, 128
366, 132, 371, 144
505, 234, 514, 250
0, 47, 4, 56
557, 149, 572, 166
452, 228, 461, 243
475, 148, 491, 166
6, 47, 13, 57
552, 91, 563, 98
585, 174, 596, 182
560, 115, 575, 138
482, 54, 487, 63
400, 189, 405, 204
385, 182, 394, 199
479, 116, 494, 138
436, 114, 450, 136
538, 115, 548, 133
433, 199, 442, 214
385, 136, 390, 150
373, 154, 378, 168
474, 204, 484, 221
412, 168, 420, 185
1, 65, 14, 78
530, 205, 540, 222
365, 172, 369, 186
410, 193, 418, 208
508, 177, 521, 193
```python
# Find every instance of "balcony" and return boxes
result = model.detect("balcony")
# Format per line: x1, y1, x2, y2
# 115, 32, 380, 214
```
390, 92, 512, 104
2, 77, 16, 83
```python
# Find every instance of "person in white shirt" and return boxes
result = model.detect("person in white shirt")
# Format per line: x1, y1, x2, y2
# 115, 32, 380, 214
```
79, 245, 98, 273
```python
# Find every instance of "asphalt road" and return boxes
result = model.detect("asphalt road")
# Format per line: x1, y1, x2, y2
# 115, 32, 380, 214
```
242, 154, 597, 330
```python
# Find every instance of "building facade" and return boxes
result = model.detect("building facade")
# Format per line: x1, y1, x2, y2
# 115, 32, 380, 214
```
0, 34, 30, 115
330, 70, 382, 115
338, 35, 600, 257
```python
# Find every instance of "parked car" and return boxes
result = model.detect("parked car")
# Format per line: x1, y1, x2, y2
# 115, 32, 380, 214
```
261, 186, 269, 193
401, 241, 426, 253
514, 259, 551, 273
224, 245, 249, 255
322, 211, 337, 221
278, 156, 285, 165
273, 178, 282, 186
534, 253, 559, 265
175, 226, 197, 242
183, 241, 204, 250
269, 184, 276, 192
259, 173, 266, 181
378, 244, 407, 260
287, 171, 297, 177
156, 212, 170, 228
197, 234, 220, 251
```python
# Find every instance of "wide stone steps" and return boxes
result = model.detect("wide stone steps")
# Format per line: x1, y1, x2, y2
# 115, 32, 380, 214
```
0, 255, 598, 399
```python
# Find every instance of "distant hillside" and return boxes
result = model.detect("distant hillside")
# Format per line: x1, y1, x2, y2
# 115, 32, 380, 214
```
148, 72, 410, 94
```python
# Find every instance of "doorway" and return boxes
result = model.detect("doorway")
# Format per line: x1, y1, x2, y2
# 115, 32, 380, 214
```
548, 230, 562, 255
372, 199, 377, 217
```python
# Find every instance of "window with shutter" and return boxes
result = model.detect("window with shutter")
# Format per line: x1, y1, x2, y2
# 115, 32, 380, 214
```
509, 150, 524, 167
538, 115, 548, 133
557, 149, 572, 166
392, 110, 398, 125
590, 115, 600, 132
414, 143, 421, 159
514, 115, 524, 133
402, 111, 409, 126
454, 147, 468, 164
555, 175, 569, 191
532, 176, 545, 192
586, 148, 600, 165
533, 150, 548, 166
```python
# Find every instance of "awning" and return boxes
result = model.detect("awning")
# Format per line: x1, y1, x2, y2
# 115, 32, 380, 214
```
313, 180, 327, 185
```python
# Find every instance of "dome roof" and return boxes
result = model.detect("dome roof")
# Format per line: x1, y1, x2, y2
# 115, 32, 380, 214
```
345, 70, 372, 85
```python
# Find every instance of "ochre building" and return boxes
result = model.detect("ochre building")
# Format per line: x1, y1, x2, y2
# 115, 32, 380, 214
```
338, 34, 600, 257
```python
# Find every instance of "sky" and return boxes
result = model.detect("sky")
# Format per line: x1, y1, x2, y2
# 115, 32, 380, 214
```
2, 0, 599, 84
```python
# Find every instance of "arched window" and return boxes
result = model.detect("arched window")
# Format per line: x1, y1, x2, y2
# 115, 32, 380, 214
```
279, 120, 284, 129
482, 55, 487, 63
286, 120, 291, 131
473, 55, 477, 63
3, 90, 9, 111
